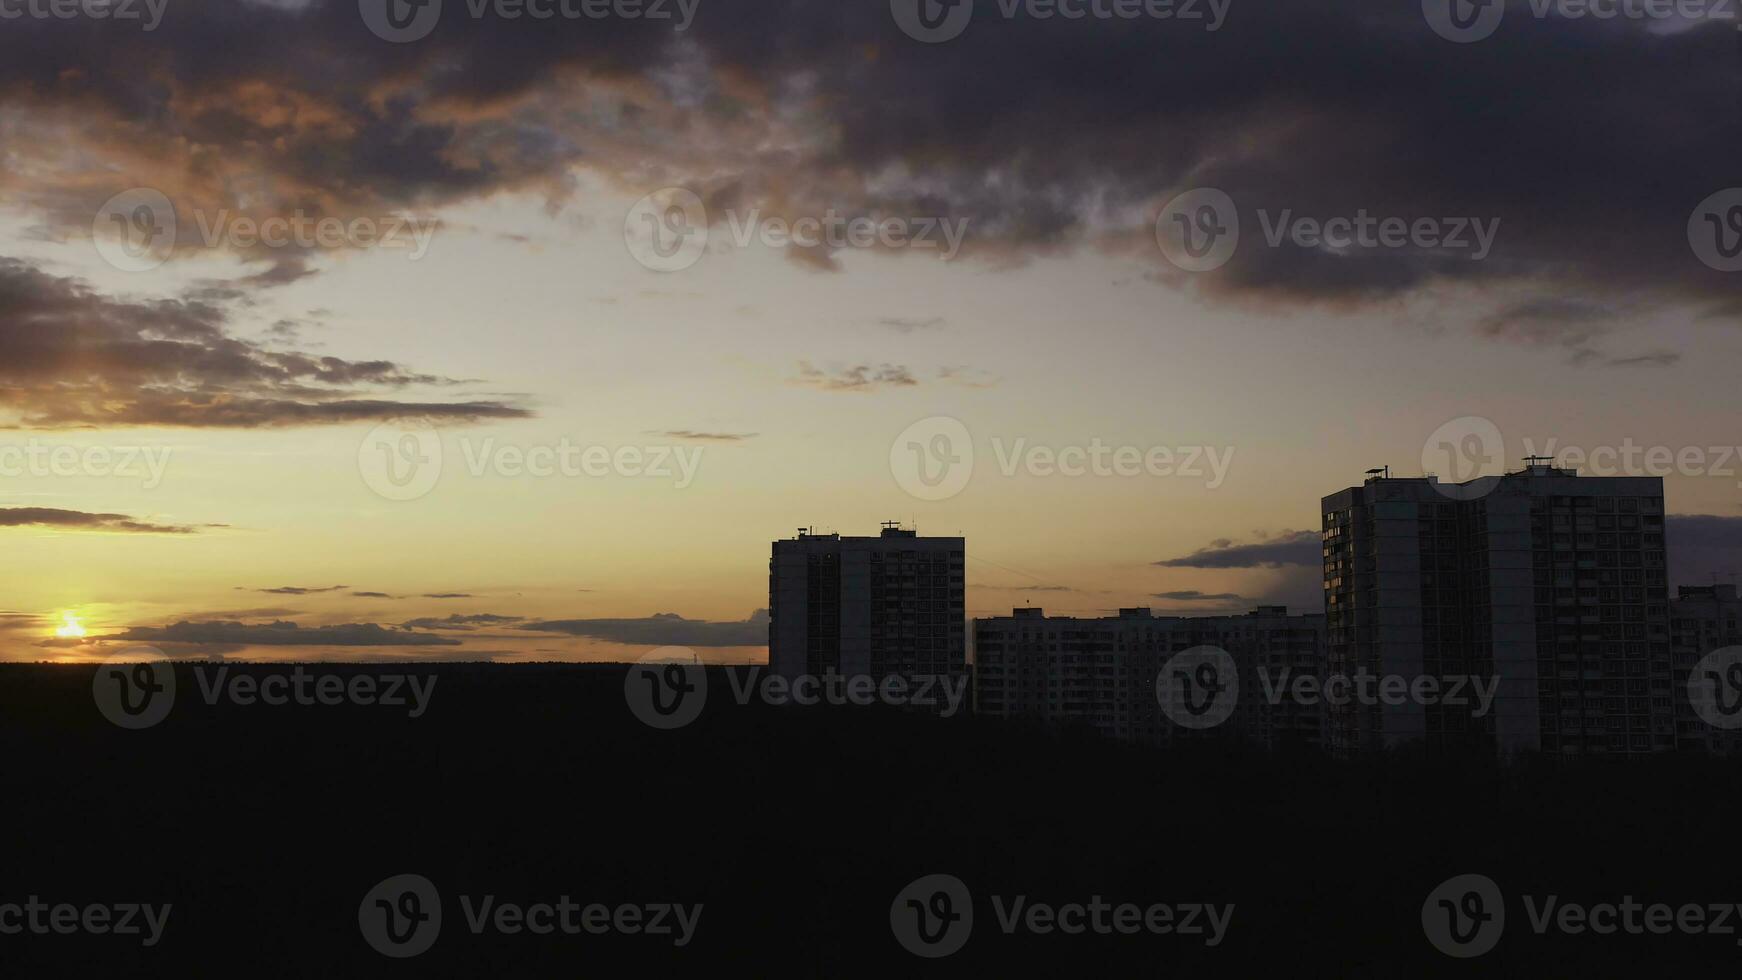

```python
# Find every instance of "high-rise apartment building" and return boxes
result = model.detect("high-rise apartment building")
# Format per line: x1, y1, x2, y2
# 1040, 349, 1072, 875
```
972, 606, 1327, 748
768, 524, 966, 684
1671, 583, 1742, 754
1321, 465, 1672, 758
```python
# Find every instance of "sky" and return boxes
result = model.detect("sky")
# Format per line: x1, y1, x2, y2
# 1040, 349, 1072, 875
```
2, 0, 1741, 661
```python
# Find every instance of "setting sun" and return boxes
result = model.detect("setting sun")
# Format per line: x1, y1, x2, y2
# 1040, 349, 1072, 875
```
54, 611, 86, 639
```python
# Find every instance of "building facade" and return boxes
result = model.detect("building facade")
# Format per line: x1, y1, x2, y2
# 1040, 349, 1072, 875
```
1322, 465, 1672, 758
972, 606, 1327, 749
768, 524, 966, 685
1671, 583, 1742, 755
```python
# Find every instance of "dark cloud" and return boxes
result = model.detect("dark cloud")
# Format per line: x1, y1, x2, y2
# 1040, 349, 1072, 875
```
1156, 531, 1321, 569
401, 614, 525, 631
1153, 590, 1248, 602
247, 585, 349, 596
351, 592, 395, 599
654, 431, 758, 442
793, 361, 918, 392
0, 507, 204, 534
522, 610, 769, 647
423, 593, 475, 600
117, 621, 461, 647
0, 2, 1735, 357
0, 259, 530, 428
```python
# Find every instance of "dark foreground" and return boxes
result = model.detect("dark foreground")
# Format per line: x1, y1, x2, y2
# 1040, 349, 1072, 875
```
1, 662, 1738, 976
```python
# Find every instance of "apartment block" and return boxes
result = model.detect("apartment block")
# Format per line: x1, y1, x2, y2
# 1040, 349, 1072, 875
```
1671, 583, 1742, 754
972, 606, 1327, 748
768, 524, 966, 685
1322, 465, 1672, 758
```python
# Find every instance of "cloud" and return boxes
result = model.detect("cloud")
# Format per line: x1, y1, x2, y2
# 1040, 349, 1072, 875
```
876, 317, 945, 333
351, 592, 395, 599
0, 507, 205, 534
422, 593, 475, 599
1153, 590, 1248, 602
522, 610, 769, 647
247, 585, 349, 596
1156, 531, 1321, 569
793, 361, 918, 392
0, 259, 531, 428
116, 621, 462, 647
2, 1, 1737, 360
401, 613, 525, 630
653, 431, 758, 442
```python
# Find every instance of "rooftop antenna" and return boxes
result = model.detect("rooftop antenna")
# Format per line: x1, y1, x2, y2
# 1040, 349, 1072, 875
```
1524, 455, 1555, 467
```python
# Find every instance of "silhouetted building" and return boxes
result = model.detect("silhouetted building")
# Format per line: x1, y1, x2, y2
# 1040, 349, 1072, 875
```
972, 606, 1326, 748
1322, 465, 1672, 758
1672, 583, 1742, 755
769, 524, 966, 685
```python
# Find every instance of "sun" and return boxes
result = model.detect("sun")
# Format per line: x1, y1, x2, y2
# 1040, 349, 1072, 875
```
54, 612, 87, 639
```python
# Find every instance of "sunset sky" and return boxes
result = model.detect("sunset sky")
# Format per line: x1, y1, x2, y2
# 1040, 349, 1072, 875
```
3, 0, 1740, 661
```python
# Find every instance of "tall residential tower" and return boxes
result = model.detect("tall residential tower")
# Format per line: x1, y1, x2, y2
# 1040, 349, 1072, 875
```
768, 524, 966, 685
